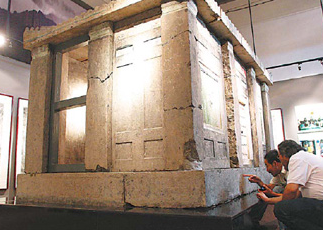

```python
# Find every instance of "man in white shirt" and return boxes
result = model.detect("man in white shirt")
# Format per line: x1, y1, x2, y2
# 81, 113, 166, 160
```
257, 140, 323, 229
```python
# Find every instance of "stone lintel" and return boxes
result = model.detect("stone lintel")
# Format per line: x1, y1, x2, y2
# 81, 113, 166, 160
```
23, 0, 165, 50
25, 45, 53, 173
23, 0, 271, 87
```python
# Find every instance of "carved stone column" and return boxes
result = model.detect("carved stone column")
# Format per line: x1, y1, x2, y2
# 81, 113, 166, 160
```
161, 0, 198, 170
25, 45, 53, 173
85, 22, 114, 171
247, 68, 260, 166
221, 41, 241, 168
261, 83, 274, 152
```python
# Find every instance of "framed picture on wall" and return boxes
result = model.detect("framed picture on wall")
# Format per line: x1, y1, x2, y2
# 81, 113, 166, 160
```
271, 108, 286, 148
0, 93, 13, 189
295, 103, 323, 132
15, 98, 28, 188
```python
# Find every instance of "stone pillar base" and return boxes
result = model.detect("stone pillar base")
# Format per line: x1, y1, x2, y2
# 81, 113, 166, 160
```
17, 168, 270, 208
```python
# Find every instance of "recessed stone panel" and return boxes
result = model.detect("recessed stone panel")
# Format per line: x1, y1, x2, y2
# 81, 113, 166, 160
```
144, 139, 163, 159
115, 142, 133, 160
204, 139, 215, 158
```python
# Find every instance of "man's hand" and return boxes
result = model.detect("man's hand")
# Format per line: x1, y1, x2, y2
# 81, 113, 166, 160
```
243, 174, 263, 186
256, 192, 269, 202
258, 184, 274, 196
257, 191, 283, 204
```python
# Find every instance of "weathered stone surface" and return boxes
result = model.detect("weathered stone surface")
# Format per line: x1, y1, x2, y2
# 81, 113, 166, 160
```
161, 1, 195, 170
196, 0, 271, 85
161, 1, 192, 110
125, 171, 206, 208
17, 173, 124, 207
164, 108, 195, 170
205, 166, 271, 206
188, 4, 205, 168
25, 45, 52, 173
262, 83, 274, 151
23, 0, 164, 50
255, 82, 266, 167
21, 0, 275, 209
222, 42, 241, 168
23, 0, 270, 86
85, 22, 114, 171
247, 68, 260, 167
111, 18, 165, 172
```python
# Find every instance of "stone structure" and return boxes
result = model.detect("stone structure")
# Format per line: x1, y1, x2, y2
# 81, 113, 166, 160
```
17, 0, 273, 208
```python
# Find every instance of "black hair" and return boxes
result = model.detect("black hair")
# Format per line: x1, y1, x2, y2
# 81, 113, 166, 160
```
278, 140, 305, 158
264, 149, 280, 164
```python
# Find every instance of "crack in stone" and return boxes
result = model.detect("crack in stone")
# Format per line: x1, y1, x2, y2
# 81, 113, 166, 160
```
144, 36, 161, 43
89, 71, 113, 83
123, 175, 126, 205
162, 29, 191, 46
194, 35, 207, 48
164, 104, 202, 112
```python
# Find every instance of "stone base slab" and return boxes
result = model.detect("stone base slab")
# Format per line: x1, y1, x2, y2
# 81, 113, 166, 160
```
16, 173, 125, 208
17, 168, 270, 208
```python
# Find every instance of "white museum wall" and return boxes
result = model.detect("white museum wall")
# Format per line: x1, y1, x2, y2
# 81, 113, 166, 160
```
220, 0, 323, 82
269, 75, 323, 146
0, 55, 30, 197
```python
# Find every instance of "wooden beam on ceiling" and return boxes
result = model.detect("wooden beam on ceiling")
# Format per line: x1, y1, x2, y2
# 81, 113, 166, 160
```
70, 0, 94, 10
216, 0, 237, 5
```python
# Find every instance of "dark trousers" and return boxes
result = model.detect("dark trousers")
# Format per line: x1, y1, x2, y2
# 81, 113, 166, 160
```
274, 197, 323, 230
249, 186, 284, 224
249, 200, 268, 224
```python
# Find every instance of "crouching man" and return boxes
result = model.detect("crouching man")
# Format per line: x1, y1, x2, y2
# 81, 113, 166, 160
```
244, 150, 287, 228
257, 140, 323, 230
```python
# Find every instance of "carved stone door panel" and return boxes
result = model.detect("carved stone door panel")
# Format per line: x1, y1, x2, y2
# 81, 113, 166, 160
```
112, 19, 165, 172
195, 21, 230, 169
235, 59, 253, 166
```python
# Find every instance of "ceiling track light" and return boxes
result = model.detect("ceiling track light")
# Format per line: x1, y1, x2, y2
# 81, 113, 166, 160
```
267, 57, 323, 70
298, 64, 302, 71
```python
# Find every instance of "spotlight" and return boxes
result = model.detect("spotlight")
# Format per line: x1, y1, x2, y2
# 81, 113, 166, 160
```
0, 34, 6, 47
298, 64, 302, 71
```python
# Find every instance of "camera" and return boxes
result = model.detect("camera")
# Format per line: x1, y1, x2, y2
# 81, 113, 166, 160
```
259, 186, 266, 191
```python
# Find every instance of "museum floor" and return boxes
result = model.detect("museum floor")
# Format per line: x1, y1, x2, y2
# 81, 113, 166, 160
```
0, 193, 279, 230
259, 205, 279, 230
